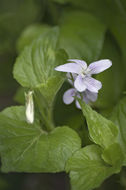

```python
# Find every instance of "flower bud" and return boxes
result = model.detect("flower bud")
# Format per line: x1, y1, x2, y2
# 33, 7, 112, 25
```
25, 91, 34, 124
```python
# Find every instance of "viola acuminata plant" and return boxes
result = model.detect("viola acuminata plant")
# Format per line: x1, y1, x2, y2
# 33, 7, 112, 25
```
0, 20, 126, 190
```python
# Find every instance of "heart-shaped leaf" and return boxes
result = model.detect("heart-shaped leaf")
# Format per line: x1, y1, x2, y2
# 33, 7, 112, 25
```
13, 27, 68, 129
0, 106, 81, 172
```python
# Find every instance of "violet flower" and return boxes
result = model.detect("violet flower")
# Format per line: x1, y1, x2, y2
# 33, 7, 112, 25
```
55, 59, 112, 93
62, 73, 98, 109
63, 88, 97, 109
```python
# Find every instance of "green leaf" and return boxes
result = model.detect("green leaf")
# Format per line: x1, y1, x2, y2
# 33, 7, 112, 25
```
0, 106, 81, 172
13, 28, 68, 130
111, 96, 126, 145
102, 143, 124, 167
59, 11, 106, 62
13, 27, 67, 102
19, 11, 106, 63
79, 100, 124, 165
66, 145, 120, 190
80, 100, 118, 149
111, 96, 126, 165
17, 24, 51, 53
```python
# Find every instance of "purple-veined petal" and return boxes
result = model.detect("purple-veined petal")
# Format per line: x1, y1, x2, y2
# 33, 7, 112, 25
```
75, 100, 81, 109
55, 63, 82, 74
85, 90, 98, 102
68, 59, 87, 70
84, 76, 102, 93
87, 59, 112, 75
74, 75, 86, 92
63, 88, 76, 104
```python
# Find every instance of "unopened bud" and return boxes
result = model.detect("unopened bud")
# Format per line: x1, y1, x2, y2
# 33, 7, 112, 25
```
25, 91, 34, 124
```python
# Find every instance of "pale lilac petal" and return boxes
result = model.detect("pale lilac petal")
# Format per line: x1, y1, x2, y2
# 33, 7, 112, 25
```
75, 100, 81, 109
63, 88, 76, 104
66, 73, 77, 80
66, 73, 73, 85
74, 75, 86, 92
66, 73, 77, 85
87, 59, 112, 75
55, 63, 82, 74
82, 93, 90, 104
84, 76, 102, 93
85, 90, 98, 102
68, 59, 87, 70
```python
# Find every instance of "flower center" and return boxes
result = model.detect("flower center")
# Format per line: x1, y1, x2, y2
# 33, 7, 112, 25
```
80, 69, 86, 77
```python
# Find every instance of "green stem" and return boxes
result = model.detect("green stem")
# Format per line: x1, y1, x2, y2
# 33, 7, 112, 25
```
34, 90, 54, 132
70, 73, 74, 82
80, 93, 84, 101
39, 104, 54, 132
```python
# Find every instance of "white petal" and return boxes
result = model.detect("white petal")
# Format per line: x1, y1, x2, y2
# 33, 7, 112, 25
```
75, 100, 81, 109
84, 76, 102, 93
87, 59, 112, 75
63, 88, 76, 104
85, 90, 98, 102
55, 63, 82, 74
74, 75, 86, 92
68, 59, 87, 70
